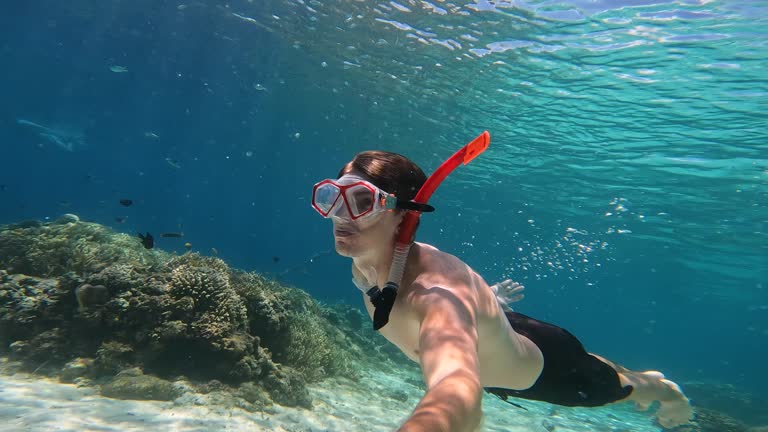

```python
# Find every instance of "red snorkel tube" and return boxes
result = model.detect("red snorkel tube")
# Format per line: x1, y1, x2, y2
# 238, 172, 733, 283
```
367, 131, 491, 330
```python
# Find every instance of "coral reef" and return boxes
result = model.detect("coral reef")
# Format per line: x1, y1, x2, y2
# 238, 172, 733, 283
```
0, 217, 164, 277
0, 215, 396, 410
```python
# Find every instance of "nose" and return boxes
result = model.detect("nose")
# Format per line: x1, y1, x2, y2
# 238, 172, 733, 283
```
328, 200, 351, 220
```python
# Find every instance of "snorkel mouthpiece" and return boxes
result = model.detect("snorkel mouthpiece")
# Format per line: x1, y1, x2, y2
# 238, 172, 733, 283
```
367, 283, 398, 330
367, 131, 490, 331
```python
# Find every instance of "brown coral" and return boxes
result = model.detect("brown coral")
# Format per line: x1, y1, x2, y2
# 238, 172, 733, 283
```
169, 264, 247, 335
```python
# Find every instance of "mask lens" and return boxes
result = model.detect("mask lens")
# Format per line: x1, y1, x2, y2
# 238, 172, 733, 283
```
346, 184, 375, 217
314, 183, 341, 214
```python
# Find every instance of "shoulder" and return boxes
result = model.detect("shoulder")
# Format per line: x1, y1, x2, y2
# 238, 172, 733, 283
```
405, 244, 480, 317
412, 242, 468, 274
410, 243, 474, 286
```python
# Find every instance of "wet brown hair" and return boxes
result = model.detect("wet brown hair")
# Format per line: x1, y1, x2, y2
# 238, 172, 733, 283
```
338, 151, 427, 202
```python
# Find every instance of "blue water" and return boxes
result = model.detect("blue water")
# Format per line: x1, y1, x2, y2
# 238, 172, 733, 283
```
1, 0, 766, 409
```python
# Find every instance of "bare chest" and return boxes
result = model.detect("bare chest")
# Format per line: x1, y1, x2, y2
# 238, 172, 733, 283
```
361, 291, 544, 389
362, 294, 422, 362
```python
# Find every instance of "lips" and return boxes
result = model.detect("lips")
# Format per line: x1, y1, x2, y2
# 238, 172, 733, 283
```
334, 227, 357, 237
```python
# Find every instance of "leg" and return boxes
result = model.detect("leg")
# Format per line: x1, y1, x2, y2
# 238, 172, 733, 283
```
489, 312, 633, 407
591, 354, 693, 428
492, 312, 693, 428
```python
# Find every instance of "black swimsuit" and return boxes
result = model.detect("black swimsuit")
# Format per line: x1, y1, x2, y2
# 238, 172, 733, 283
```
484, 311, 634, 407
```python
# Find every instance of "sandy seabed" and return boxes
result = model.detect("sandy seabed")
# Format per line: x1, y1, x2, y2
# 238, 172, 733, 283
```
0, 364, 663, 432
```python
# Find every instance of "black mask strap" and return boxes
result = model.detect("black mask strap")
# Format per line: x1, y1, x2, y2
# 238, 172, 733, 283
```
396, 200, 435, 213
366, 282, 398, 330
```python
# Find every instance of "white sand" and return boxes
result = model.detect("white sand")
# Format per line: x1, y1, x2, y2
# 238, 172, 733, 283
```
0, 364, 663, 432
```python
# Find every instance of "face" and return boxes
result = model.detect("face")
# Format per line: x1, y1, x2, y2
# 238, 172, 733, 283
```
332, 207, 403, 257
326, 174, 403, 257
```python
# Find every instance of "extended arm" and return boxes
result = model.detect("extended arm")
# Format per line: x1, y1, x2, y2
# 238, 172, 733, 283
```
398, 285, 483, 432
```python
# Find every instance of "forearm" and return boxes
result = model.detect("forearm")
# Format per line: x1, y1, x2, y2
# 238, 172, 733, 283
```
398, 370, 483, 432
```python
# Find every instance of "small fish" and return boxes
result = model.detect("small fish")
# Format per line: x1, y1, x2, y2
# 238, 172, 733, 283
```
184, 242, 192, 250
119, 199, 133, 207
165, 157, 182, 169
272, 256, 280, 263
0, 184, 6, 191
115, 217, 127, 223
160, 232, 184, 238
144, 132, 159, 139
137, 232, 154, 249
109, 65, 129, 73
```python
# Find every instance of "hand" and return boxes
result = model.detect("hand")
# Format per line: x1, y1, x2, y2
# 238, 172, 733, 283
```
490, 279, 525, 310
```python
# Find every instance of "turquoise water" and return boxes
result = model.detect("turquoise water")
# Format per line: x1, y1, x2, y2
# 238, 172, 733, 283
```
0, 0, 766, 427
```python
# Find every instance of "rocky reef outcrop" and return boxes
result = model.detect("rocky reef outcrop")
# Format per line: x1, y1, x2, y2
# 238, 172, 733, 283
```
0, 216, 401, 409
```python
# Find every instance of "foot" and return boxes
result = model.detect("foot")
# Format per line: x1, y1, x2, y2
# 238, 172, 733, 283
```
624, 371, 694, 428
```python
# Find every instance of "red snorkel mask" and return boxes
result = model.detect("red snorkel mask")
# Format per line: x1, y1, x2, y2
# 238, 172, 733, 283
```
312, 175, 434, 221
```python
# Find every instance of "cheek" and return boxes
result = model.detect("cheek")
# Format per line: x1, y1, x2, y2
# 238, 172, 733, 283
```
359, 220, 398, 239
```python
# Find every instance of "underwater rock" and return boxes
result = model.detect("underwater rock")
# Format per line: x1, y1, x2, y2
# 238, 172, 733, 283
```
100, 368, 183, 401
228, 350, 273, 382
8, 341, 28, 355
180, 388, 273, 414
198, 379, 226, 394
235, 381, 272, 409
75, 283, 109, 310
8, 328, 70, 365
59, 357, 94, 383
94, 341, 134, 375
54, 213, 80, 224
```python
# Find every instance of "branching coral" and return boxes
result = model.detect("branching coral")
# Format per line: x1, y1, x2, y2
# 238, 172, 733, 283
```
231, 270, 357, 381
169, 264, 248, 338
166, 253, 230, 276
282, 311, 356, 382
232, 270, 317, 333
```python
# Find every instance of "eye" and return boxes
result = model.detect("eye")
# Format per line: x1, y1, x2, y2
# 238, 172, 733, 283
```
351, 189, 373, 209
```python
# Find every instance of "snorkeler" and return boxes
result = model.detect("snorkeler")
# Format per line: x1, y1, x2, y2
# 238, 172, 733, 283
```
311, 133, 693, 432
